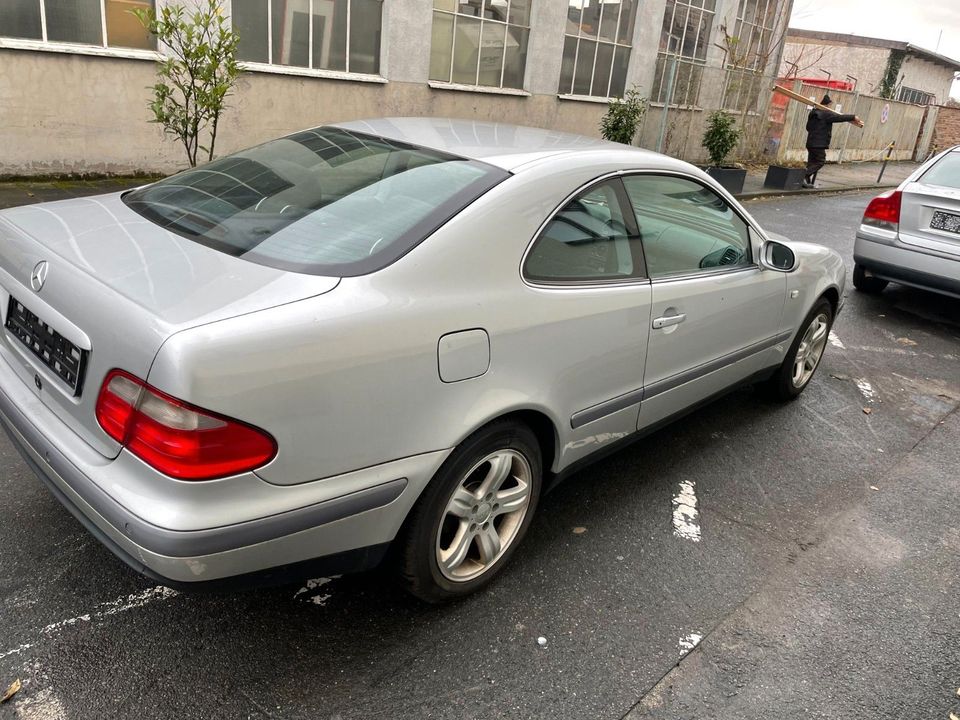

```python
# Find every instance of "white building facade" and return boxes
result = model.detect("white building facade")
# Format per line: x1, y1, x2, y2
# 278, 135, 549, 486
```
0, 0, 792, 175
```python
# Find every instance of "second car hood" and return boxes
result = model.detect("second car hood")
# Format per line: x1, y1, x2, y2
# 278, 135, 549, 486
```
0, 191, 339, 329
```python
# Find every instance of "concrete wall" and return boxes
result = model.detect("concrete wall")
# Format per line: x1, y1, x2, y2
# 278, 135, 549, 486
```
0, 48, 611, 176
781, 39, 956, 103
780, 41, 888, 94
0, 0, 792, 176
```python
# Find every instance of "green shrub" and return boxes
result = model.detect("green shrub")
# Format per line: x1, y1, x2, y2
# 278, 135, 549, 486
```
600, 88, 647, 145
702, 111, 742, 167
134, 0, 241, 167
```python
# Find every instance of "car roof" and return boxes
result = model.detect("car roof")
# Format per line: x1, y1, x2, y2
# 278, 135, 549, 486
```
330, 117, 679, 172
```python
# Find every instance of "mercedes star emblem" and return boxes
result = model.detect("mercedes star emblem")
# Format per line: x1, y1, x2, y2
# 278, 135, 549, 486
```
30, 260, 49, 292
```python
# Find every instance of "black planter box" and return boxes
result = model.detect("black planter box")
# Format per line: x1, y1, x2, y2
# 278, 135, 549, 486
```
705, 166, 747, 196
763, 165, 806, 190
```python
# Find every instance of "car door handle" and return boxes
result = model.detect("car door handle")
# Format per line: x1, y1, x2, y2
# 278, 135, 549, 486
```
652, 313, 686, 329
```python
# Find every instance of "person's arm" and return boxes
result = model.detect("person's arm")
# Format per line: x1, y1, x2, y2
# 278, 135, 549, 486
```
828, 113, 864, 128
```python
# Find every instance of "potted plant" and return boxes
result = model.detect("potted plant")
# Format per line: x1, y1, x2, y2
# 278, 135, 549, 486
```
763, 163, 807, 190
600, 87, 647, 145
702, 110, 746, 195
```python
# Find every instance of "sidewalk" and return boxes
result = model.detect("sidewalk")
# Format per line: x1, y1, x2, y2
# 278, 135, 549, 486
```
739, 160, 920, 200
0, 160, 921, 211
0, 178, 154, 211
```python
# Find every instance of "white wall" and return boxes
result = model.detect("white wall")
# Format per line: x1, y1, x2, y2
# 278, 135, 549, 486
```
0, 0, 793, 176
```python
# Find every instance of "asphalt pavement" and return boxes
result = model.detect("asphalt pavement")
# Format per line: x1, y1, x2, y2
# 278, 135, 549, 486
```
1, 190, 958, 719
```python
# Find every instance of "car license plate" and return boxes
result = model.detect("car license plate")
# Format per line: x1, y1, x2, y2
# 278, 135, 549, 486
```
4, 296, 87, 395
930, 210, 960, 234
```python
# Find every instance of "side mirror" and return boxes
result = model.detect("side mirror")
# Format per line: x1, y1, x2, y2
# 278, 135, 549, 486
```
760, 240, 797, 272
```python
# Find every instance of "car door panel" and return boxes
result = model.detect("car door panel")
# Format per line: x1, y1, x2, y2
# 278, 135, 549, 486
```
520, 176, 653, 469
619, 173, 787, 431
638, 268, 786, 429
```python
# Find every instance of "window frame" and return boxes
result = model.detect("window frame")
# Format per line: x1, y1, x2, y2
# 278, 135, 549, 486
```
232, 0, 384, 78
428, 1, 532, 91
896, 86, 935, 106
521, 173, 649, 287
558, 0, 638, 100
652, 0, 716, 107
0, 0, 157, 53
618, 170, 760, 282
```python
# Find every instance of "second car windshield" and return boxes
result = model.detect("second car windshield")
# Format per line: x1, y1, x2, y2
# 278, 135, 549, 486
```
122, 128, 508, 276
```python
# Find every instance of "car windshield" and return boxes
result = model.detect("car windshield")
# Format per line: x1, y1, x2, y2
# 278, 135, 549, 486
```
920, 151, 960, 190
122, 128, 509, 276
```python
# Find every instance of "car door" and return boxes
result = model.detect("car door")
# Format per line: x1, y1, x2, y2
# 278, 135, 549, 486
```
620, 173, 788, 430
521, 176, 652, 467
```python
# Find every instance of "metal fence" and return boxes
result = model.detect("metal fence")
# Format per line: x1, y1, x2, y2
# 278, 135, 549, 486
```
634, 67, 935, 165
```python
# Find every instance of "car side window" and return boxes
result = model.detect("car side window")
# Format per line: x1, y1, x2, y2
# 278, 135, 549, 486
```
621, 175, 752, 278
524, 180, 642, 283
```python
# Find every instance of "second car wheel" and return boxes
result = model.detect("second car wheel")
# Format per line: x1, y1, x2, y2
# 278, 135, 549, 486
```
399, 420, 542, 603
764, 299, 834, 401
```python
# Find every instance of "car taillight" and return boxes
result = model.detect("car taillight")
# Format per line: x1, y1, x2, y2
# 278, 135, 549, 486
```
862, 190, 901, 231
95, 369, 276, 480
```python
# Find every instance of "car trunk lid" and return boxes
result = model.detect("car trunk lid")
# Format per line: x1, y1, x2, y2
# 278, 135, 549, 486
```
0, 192, 339, 458
898, 154, 960, 259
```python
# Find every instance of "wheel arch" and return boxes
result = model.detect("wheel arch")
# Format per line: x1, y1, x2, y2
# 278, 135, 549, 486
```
450, 408, 559, 479
819, 285, 840, 315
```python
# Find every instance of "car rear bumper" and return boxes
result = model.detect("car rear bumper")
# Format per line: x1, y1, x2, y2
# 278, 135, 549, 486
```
0, 360, 448, 587
854, 232, 960, 299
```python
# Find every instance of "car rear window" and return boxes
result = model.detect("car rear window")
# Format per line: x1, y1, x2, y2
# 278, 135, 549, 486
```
920, 151, 960, 190
122, 128, 509, 276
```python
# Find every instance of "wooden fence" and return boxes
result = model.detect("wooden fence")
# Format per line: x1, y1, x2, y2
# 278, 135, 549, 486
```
776, 82, 929, 163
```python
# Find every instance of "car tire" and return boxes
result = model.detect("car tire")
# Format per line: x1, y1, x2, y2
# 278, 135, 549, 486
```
399, 420, 542, 603
763, 299, 834, 402
852, 264, 888, 294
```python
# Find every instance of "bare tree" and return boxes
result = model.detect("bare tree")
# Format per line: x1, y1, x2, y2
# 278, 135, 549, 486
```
780, 43, 833, 79
713, 0, 794, 159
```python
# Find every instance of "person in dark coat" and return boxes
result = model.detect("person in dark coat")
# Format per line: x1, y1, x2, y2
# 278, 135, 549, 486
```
803, 94, 861, 188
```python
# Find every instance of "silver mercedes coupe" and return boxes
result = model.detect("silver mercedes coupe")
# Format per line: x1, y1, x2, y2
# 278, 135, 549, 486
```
0, 119, 845, 602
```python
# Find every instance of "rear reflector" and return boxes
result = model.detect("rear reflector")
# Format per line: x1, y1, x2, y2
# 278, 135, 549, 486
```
862, 190, 901, 231
95, 369, 276, 480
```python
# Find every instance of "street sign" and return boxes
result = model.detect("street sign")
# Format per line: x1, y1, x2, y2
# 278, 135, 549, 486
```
881, 103, 890, 124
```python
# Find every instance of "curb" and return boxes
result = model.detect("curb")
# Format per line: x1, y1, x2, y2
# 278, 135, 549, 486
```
736, 183, 898, 201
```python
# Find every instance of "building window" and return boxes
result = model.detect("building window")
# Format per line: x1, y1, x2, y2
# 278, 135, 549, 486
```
559, 0, 638, 98
232, 0, 382, 75
1, 0, 155, 49
429, 0, 531, 90
652, 0, 716, 106
897, 86, 935, 105
722, 0, 779, 110
729, 0, 777, 71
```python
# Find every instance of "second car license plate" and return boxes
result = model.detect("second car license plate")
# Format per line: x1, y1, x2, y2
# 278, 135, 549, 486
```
930, 210, 960, 234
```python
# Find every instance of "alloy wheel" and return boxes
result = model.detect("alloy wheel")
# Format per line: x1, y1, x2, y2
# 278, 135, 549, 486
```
435, 449, 532, 582
792, 312, 829, 388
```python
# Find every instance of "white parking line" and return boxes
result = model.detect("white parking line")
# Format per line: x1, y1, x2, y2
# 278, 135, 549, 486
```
0, 586, 178, 662
672, 480, 701, 542
848, 345, 957, 361
293, 576, 340, 606
855, 378, 878, 402
828, 331, 845, 349
678, 632, 703, 656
